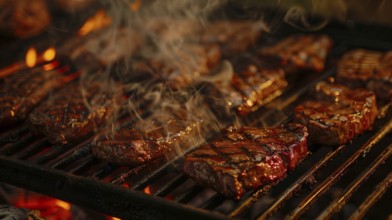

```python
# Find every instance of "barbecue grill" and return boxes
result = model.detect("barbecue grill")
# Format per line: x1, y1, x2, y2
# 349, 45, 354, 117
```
0, 2, 391, 220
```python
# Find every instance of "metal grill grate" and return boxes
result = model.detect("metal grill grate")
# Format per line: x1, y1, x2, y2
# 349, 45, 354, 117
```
0, 23, 391, 220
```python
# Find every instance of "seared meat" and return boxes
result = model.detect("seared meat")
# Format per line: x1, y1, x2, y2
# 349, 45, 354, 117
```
294, 82, 378, 146
132, 43, 221, 89
183, 123, 308, 200
337, 49, 392, 100
259, 35, 333, 73
92, 105, 205, 166
196, 21, 265, 56
29, 82, 122, 145
206, 59, 287, 115
0, 69, 76, 128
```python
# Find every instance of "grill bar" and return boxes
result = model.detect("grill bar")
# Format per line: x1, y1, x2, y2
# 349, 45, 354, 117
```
316, 144, 392, 220
287, 119, 392, 220
153, 174, 187, 197
348, 172, 392, 220
254, 145, 346, 219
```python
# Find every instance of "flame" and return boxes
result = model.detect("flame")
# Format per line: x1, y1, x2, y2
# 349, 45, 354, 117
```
43, 47, 56, 62
109, 217, 122, 220
42, 60, 60, 71
55, 200, 71, 211
79, 10, 112, 36
130, 0, 142, 12
143, 185, 152, 195
25, 47, 38, 68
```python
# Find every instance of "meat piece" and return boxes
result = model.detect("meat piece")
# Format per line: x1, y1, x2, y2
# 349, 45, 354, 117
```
206, 59, 287, 115
259, 35, 333, 73
132, 43, 221, 89
294, 82, 378, 146
337, 49, 392, 101
0, 69, 76, 128
183, 123, 308, 200
29, 82, 122, 145
92, 106, 204, 166
196, 21, 265, 56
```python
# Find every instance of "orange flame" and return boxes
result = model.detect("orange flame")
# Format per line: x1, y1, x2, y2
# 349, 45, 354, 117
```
25, 47, 38, 68
109, 217, 122, 220
79, 10, 112, 36
130, 0, 142, 12
144, 185, 152, 195
43, 47, 56, 62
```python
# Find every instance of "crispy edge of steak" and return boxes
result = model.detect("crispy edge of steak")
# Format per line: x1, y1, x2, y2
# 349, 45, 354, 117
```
0, 70, 75, 128
29, 82, 121, 145
92, 115, 203, 166
183, 123, 308, 200
259, 34, 333, 73
294, 82, 378, 146
336, 49, 392, 101
205, 63, 287, 116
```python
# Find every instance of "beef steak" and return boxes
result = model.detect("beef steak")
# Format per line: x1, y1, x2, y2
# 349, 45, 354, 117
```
294, 82, 378, 146
183, 123, 308, 200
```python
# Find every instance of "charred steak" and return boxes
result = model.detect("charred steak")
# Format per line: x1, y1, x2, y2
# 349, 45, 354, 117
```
294, 82, 378, 146
132, 43, 221, 89
337, 49, 392, 101
209, 62, 287, 115
0, 69, 76, 128
29, 82, 122, 145
259, 35, 333, 73
93, 105, 205, 166
183, 123, 308, 200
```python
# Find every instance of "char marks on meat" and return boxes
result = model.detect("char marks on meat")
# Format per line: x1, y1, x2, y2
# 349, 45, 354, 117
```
337, 49, 392, 100
294, 81, 378, 147
29, 81, 122, 145
259, 35, 333, 73
93, 105, 204, 166
183, 123, 308, 200
206, 57, 287, 115
0, 69, 76, 128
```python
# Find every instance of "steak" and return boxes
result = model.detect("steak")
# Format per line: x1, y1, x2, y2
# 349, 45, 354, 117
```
183, 123, 308, 200
336, 49, 392, 101
259, 35, 333, 73
29, 81, 122, 145
294, 82, 378, 146
196, 20, 265, 56
205, 57, 287, 115
0, 69, 76, 128
92, 106, 204, 166
132, 43, 221, 89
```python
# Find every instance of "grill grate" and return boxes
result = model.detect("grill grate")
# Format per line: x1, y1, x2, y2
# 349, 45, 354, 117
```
0, 23, 391, 220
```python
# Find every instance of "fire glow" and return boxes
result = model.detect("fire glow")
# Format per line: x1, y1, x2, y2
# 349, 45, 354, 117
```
78, 10, 112, 36
25, 47, 38, 68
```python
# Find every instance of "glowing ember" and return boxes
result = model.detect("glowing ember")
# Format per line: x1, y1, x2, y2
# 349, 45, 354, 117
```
78, 10, 112, 36
43, 47, 56, 62
144, 185, 152, 195
15, 195, 71, 220
130, 0, 142, 12
42, 60, 60, 71
109, 217, 122, 220
25, 47, 38, 68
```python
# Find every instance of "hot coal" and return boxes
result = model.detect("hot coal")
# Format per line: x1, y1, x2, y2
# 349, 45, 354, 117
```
294, 82, 378, 147
337, 49, 392, 101
0, 69, 76, 128
183, 123, 308, 200
259, 35, 333, 73
29, 81, 122, 145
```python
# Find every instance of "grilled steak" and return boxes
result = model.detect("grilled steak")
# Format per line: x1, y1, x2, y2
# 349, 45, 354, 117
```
259, 35, 333, 73
337, 49, 392, 101
196, 20, 265, 56
92, 106, 204, 166
0, 69, 76, 128
132, 43, 221, 89
294, 82, 378, 146
206, 57, 287, 115
29, 81, 122, 145
183, 123, 308, 200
